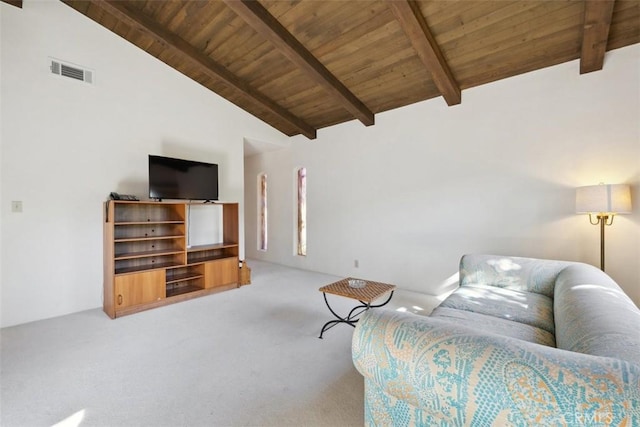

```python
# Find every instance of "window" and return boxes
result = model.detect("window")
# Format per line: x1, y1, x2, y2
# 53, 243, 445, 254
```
258, 173, 268, 251
296, 167, 306, 256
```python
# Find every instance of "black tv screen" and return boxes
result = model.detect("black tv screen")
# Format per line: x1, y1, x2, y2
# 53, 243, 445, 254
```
149, 155, 219, 201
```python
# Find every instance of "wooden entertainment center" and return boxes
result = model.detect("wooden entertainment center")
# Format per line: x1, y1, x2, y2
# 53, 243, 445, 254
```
103, 200, 240, 318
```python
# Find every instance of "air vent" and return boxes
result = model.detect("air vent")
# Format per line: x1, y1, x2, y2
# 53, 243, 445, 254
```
50, 58, 94, 85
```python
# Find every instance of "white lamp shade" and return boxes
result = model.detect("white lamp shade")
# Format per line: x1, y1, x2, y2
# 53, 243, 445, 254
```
576, 184, 632, 214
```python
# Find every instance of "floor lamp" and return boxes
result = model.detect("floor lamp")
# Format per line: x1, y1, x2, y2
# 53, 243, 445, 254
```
576, 183, 632, 271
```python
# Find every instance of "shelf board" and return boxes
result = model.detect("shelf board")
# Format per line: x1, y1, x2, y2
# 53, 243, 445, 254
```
115, 235, 184, 243
115, 261, 183, 275
115, 248, 184, 261
112, 200, 184, 205
187, 254, 238, 264
166, 273, 204, 284
187, 242, 238, 252
166, 284, 203, 298
115, 221, 185, 226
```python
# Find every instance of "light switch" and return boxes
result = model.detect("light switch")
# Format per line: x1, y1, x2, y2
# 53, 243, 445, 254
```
11, 201, 23, 213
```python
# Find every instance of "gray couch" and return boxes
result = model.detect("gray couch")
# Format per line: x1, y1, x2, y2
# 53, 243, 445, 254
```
352, 254, 640, 426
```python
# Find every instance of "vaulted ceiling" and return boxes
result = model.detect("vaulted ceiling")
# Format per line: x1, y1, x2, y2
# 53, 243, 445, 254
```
18, 1, 640, 139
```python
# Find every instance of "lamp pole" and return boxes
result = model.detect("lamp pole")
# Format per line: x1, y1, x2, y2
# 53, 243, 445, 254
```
599, 214, 606, 271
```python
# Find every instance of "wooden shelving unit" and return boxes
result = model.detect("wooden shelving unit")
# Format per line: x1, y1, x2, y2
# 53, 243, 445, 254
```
103, 200, 240, 318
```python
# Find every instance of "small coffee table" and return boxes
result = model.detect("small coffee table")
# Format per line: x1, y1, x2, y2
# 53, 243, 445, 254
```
318, 277, 395, 339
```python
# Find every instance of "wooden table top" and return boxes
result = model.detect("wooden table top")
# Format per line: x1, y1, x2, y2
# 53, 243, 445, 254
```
319, 278, 396, 303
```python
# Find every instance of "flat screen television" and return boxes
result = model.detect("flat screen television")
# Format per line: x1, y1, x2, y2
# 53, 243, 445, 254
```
149, 155, 219, 201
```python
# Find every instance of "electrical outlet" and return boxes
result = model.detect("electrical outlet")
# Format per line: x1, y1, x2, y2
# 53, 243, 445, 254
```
11, 201, 23, 213
354, 259, 359, 268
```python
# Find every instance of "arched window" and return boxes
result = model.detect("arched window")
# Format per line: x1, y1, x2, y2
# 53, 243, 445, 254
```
296, 167, 306, 256
258, 173, 268, 251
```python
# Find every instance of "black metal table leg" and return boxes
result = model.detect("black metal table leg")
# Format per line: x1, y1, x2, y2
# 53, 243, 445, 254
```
318, 290, 394, 339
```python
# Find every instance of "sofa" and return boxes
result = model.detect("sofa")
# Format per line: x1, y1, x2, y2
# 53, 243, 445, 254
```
352, 254, 640, 426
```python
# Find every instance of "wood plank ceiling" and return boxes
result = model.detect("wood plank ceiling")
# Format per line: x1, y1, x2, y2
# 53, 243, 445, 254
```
49, 1, 640, 139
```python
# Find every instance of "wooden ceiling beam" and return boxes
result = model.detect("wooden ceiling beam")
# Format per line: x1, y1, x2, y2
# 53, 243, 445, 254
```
1, 0, 22, 8
76, 0, 317, 139
223, 0, 375, 127
387, 0, 461, 106
580, 0, 616, 74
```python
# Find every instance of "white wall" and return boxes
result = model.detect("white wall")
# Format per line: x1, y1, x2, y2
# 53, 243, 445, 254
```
0, 0, 287, 327
245, 44, 640, 306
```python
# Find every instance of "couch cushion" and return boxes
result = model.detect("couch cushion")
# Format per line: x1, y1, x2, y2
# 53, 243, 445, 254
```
554, 264, 640, 366
438, 284, 555, 334
431, 306, 556, 347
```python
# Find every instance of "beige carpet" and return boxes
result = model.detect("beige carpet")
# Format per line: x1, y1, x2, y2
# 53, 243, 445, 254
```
0, 260, 440, 426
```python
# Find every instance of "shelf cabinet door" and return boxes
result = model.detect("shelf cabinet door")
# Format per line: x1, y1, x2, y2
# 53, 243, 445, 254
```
115, 270, 165, 308
204, 258, 238, 288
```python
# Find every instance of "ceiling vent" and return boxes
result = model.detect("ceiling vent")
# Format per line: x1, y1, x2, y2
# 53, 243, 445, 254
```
50, 58, 93, 84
